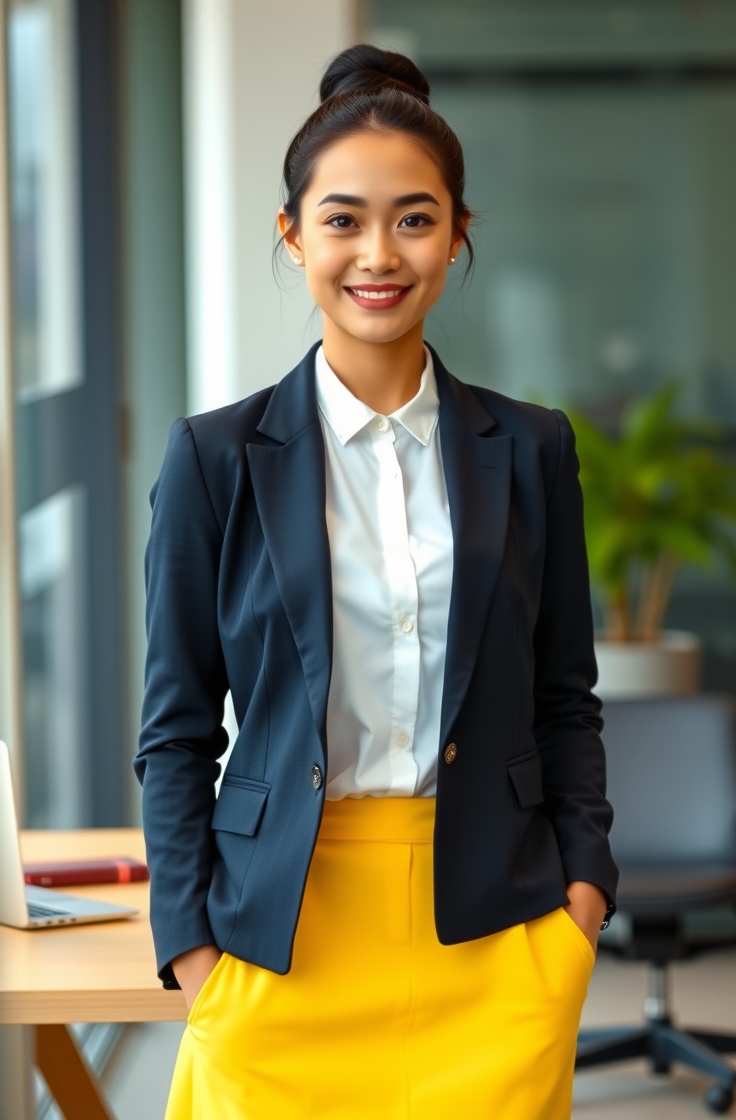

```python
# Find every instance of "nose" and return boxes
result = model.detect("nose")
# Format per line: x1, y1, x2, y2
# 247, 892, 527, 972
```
356, 227, 401, 275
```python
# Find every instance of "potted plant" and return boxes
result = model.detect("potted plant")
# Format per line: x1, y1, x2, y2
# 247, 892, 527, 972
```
568, 384, 736, 700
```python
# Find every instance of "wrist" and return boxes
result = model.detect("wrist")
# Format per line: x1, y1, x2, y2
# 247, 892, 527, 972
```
172, 944, 223, 1010
566, 880, 608, 922
172, 944, 220, 982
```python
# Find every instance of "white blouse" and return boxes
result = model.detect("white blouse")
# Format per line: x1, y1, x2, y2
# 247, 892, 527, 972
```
315, 345, 454, 800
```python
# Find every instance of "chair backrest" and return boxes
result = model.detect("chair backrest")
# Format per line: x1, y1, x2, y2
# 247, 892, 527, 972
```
602, 695, 736, 865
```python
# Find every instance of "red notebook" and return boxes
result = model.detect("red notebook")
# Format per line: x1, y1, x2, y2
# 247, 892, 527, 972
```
23, 857, 149, 887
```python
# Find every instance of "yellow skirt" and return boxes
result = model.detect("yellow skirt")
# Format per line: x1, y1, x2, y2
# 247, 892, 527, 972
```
165, 796, 595, 1119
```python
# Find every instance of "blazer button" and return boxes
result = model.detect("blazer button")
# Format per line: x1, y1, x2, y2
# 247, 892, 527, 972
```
444, 742, 458, 764
311, 764, 323, 790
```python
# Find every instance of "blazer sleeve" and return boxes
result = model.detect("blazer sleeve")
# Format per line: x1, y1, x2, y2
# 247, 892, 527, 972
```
134, 417, 230, 988
533, 409, 619, 913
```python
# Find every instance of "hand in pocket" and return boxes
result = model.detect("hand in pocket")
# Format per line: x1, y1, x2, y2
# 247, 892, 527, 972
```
172, 945, 224, 1012
564, 881, 607, 952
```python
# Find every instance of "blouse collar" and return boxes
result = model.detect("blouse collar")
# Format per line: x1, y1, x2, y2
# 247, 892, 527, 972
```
315, 344, 439, 448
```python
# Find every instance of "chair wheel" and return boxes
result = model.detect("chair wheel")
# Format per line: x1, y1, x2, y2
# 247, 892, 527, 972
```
705, 1083, 734, 1114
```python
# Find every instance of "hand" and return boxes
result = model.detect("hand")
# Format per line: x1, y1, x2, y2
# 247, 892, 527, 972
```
564, 881, 607, 952
172, 945, 223, 1012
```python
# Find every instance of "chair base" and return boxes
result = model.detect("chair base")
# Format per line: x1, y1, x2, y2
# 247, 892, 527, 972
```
576, 1019, 736, 1114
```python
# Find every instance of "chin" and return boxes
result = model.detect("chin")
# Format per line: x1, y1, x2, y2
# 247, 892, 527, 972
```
355, 329, 413, 346
339, 313, 421, 345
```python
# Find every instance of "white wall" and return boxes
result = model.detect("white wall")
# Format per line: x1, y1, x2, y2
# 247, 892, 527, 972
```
0, 15, 32, 1120
0, 0, 24, 814
183, 0, 360, 413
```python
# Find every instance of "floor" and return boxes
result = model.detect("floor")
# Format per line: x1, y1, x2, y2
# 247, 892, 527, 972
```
573, 948, 736, 1117
100, 948, 736, 1119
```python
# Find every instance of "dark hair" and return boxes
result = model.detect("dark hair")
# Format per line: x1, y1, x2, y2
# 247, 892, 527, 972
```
280, 44, 474, 271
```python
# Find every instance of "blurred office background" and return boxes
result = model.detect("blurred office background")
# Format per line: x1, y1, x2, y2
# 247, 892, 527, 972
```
1, 0, 353, 835
3, 0, 736, 834
1, 1, 736, 1117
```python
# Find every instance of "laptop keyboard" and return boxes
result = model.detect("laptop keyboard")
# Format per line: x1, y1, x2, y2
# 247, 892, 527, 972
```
27, 901, 74, 919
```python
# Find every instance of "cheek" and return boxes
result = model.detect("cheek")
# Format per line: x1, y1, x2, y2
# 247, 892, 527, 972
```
408, 235, 451, 284
409, 245, 449, 306
304, 241, 351, 299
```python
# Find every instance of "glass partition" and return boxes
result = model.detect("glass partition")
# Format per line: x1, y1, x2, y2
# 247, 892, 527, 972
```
8, 0, 81, 401
6, 0, 126, 827
19, 486, 87, 827
7, 0, 89, 828
424, 80, 736, 428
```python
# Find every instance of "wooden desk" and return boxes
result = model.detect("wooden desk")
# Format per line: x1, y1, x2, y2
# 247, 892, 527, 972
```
0, 829, 186, 1119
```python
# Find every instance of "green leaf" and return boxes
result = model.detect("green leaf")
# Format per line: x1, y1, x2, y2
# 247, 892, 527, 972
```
566, 381, 736, 628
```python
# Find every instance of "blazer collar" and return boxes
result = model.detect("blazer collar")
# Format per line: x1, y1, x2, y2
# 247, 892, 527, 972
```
256, 342, 322, 445
429, 343, 498, 438
256, 340, 499, 445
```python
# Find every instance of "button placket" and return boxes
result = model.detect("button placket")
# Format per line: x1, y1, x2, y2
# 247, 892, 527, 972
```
370, 421, 420, 793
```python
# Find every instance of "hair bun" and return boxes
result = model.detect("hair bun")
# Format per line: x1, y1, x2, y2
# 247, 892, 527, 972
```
320, 44, 430, 105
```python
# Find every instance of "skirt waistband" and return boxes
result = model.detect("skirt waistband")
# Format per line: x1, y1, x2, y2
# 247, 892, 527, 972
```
317, 795, 436, 843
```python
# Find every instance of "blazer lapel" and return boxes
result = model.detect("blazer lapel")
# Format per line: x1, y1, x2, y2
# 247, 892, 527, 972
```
246, 343, 511, 759
433, 351, 513, 746
247, 345, 332, 756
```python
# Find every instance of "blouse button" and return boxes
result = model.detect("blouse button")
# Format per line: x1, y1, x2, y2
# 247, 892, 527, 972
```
444, 743, 458, 764
400, 616, 414, 633
311, 764, 323, 790
377, 416, 389, 432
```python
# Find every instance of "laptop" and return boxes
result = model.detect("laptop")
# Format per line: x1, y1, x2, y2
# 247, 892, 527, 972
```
0, 740, 138, 929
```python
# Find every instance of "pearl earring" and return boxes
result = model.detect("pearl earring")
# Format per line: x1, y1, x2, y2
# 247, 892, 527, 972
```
292, 255, 302, 265
449, 257, 456, 265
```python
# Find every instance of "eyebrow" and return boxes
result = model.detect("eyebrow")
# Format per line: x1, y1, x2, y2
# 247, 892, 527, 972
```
317, 191, 441, 207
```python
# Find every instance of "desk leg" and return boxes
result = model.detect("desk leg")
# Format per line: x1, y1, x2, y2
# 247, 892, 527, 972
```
0, 1026, 34, 1120
35, 1025, 112, 1120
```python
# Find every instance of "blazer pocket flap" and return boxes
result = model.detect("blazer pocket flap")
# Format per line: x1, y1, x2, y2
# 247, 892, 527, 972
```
211, 777, 270, 836
507, 753, 544, 809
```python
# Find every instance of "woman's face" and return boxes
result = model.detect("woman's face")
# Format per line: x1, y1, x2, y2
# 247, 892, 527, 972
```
279, 130, 466, 346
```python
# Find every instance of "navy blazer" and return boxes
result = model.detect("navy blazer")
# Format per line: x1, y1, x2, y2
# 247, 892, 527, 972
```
135, 342, 618, 988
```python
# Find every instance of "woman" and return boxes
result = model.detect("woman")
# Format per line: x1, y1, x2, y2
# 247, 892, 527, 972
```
135, 44, 618, 1120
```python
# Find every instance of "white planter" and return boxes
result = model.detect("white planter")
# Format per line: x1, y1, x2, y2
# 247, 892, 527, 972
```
594, 630, 702, 701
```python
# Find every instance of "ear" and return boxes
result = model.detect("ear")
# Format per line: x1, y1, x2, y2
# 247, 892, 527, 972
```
278, 210, 303, 258
449, 208, 470, 262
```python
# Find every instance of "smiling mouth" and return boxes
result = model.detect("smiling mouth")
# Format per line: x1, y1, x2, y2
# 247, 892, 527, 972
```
344, 285, 412, 309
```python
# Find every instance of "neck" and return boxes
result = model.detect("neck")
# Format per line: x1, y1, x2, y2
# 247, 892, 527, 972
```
321, 317, 426, 414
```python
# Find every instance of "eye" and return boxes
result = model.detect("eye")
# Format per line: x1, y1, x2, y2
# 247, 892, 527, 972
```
327, 213, 357, 229
400, 213, 433, 228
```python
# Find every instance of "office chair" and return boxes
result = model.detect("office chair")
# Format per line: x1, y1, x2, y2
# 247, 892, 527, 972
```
575, 695, 736, 1114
